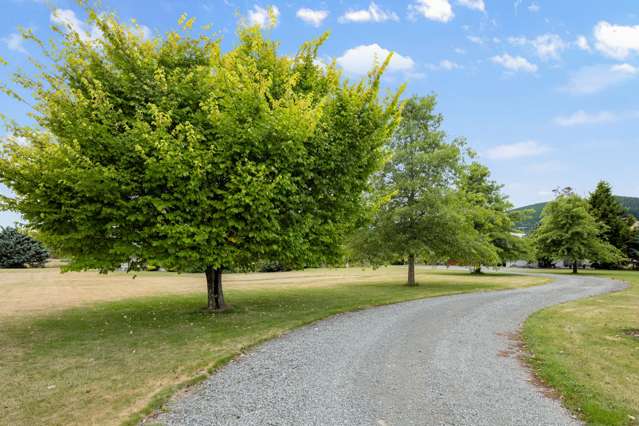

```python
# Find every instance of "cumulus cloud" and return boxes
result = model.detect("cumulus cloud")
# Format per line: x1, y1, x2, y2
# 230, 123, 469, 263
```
531, 34, 567, 60
336, 44, 415, 75
508, 34, 567, 60
576, 35, 591, 51
458, 0, 485, 12
296, 8, 329, 27
562, 63, 638, 95
491, 54, 537, 72
409, 0, 454, 23
51, 8, 102, 42
51, 9, 150, 41
339, 3, 398, 23
467, 35, 483, 44
484, 141, 549, 160
246, 5, 280, 28
594, 21, 639, 60
2, 33, 27, 54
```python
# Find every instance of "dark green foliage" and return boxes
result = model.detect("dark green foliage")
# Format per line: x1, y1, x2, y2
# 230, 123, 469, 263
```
349, 96, 495, 284
460, 163, 530, 270
0, 227, 49, 268
587, 181, 636, 268
515, 196, 639, 233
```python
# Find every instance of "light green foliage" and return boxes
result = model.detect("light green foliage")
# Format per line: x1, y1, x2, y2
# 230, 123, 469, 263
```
350, 96, 494, 283
460, 163, 531, 270
533, 193, 624, 271
0, 10, 401, 286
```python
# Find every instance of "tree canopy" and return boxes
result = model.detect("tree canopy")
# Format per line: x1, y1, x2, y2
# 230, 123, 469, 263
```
533, 191, 624, 273
588, 181, 636, 268
459, 162, 530, 272
0, 10, 401, 309
349, 95, 494, 285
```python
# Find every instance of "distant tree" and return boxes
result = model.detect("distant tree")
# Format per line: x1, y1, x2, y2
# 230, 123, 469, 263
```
349, 96, 495, 285
533, 192, 624, 273
588, 181, 634, 268
0, 227, 49, 268
459, 163, 530, 273
628, 225, 639, 270
0, 10, 401, 310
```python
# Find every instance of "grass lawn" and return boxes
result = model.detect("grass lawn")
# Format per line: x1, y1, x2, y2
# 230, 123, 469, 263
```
0, 266, 547, 426
523, 270, 639, 426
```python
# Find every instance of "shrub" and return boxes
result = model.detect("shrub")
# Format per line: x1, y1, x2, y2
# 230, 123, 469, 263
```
0, 227, 49, 268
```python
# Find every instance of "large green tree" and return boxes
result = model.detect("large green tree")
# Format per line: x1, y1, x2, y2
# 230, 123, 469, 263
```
534, 191, 624, 273
0, 10, 401, 310
349, 96, 495, 286
459, 163, 530, 273
588, 181, 635, 268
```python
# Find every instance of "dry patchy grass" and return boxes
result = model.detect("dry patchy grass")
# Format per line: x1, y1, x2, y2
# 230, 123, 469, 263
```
0, 266, 547, 426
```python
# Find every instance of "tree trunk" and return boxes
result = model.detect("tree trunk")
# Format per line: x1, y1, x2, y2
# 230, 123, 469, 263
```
205, 265, 227, 311
572, 262, 578, 274
473, 264, 482, 274
407, 254, 416, 286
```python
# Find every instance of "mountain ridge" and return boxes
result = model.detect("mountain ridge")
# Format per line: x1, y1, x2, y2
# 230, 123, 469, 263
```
513, 196, 639, 233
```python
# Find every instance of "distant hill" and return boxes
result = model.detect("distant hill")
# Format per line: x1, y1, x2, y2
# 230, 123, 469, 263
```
513, 196, 639, 233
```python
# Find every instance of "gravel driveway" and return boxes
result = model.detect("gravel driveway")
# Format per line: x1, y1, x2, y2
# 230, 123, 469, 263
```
155, 273, 624, 426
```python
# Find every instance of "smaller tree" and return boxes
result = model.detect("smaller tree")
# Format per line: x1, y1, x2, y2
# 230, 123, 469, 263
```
459, 163, 530, 273
349, 96, 496, 286
588, 181, 634, 268
0, 227, 49, 268
533, 192, 623, 273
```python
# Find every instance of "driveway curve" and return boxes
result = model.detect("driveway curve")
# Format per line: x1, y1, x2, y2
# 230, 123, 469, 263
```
156, 273, 624, 426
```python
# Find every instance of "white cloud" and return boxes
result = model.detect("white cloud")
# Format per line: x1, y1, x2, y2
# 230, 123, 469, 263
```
51, 8, 102, 42
427, 59, 461, 70
576, 35, 591, 51
507, 36, 527, 46
531, 34, 567, 60
458, 0, 485, 12
554, 110, 617, 126
611, 63, 638, 74
339, 3, 398, 23
2, 33, 27, 54
594, 21, 639, 60
562, 64, 638, 94
336, 43, 415, 75
296, 8, 329, 27
246, 5, 280, 28
134, 25, 152, 40
51, 9, 150, 42
409, 0, 454, 23
484, 141, 549, 160
455, 47, 466, 54
491, 54, 537, 72
467, 35, 483, 44
508, 34, 567, 60
528, 2, 540, 12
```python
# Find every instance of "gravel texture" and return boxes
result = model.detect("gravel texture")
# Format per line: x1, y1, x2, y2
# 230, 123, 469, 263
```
155, 273, 624, 426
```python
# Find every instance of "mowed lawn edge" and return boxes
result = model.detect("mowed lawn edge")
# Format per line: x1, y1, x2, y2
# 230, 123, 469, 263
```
0, 268, 549, 426
522, 270, 639, 426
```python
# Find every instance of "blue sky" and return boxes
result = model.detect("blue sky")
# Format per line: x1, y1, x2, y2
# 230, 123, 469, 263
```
1, 0, 638, 225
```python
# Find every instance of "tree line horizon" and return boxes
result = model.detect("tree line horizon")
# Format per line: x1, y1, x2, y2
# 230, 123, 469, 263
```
0, 8, 637, 310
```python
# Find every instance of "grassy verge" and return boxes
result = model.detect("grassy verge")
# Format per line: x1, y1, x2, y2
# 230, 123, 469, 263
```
0, 267, 547, 425
523, 270, 639, 426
